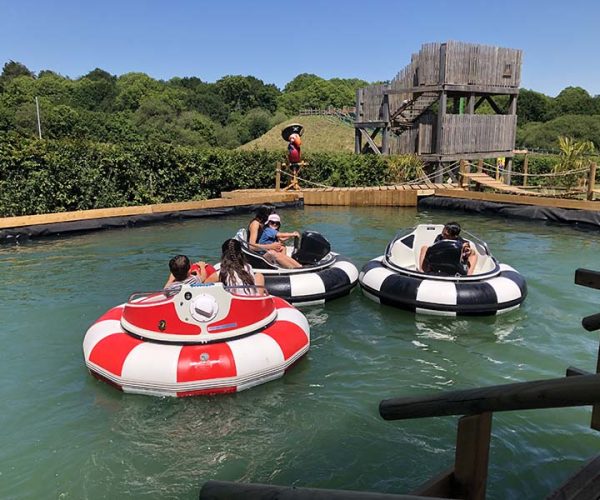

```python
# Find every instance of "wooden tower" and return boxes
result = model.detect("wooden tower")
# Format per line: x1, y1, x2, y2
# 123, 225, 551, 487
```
354, 41, 522, 181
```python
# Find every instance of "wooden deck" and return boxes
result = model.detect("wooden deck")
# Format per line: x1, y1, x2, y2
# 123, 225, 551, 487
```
223, 184, 465, 207
2, 181, 600, 233
460, 172, 537, 195
0, 192, 301, 230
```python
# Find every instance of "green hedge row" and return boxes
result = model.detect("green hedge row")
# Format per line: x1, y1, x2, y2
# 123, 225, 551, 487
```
0, 135, 418, 217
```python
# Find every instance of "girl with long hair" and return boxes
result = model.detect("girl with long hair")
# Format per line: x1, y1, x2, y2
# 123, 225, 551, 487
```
206, 239, 266, 295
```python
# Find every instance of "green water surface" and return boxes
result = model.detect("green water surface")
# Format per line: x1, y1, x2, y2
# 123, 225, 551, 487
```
1, 206, 599, 499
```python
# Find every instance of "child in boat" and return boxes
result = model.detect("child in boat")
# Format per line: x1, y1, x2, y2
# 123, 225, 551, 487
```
164, 255, 213, 290
205, 239, 266, 295
257, 213, 302, 268
418, 222, 478, 275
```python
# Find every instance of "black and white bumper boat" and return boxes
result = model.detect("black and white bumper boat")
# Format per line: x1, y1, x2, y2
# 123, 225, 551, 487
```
234, 229, 359, 306
359, 224, 527, 316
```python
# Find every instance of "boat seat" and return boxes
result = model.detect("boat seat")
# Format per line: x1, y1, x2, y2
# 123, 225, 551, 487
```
422, 239, 467, 276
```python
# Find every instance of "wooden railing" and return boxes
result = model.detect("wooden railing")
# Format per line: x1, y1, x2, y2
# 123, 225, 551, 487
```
380, 268, 600, 500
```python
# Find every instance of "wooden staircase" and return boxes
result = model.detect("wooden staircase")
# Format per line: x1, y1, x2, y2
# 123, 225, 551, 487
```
391, 91, 439, 126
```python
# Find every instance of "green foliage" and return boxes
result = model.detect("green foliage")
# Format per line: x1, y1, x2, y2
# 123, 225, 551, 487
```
0, 134, 419, 216
215, 75, 280, 113
554, 136, 595, 188
386, 155, 426, 183
510, 154, 557, 188
278, 77, 367, 114
548, 86, 595, 119
518, 89, 552, 124
0, 61, 34, 91
517, 115, 600, 151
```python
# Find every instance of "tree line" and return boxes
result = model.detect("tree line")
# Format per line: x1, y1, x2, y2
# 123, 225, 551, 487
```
2, 60, 600, 152
0, 61, 367, 148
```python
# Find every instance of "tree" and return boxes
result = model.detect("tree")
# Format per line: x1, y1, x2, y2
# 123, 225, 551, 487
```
283, 73, 323, 93
215, 75, 281, 113
517, 115, 600, 151
0, 61, 34, 91
114, 72, 161, 111
236, 108, 272, 143
517, 89, 551, 124
549, 86, 595, 118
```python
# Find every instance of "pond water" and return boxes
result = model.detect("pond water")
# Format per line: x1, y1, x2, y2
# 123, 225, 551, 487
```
1, 205, 599, 499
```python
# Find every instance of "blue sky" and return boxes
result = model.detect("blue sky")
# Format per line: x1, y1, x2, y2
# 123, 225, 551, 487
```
2, 0, 598, 96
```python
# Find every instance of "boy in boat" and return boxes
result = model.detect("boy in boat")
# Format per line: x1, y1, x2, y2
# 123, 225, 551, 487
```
164, 255, 211, 291
258, 213, 302, 268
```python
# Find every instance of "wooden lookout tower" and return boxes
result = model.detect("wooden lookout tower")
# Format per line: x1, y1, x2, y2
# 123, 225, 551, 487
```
354, 41, 522, 181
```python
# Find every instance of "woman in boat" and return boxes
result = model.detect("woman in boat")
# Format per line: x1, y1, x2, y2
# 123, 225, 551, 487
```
248, 207, 301, 269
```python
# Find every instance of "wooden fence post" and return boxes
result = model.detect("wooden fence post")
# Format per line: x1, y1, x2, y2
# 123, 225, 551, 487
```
459, 159, 468, 189
587, 162, 597, 201
523, 153, 529, 187
275, 162, 281, 192
454, 412, 492, 500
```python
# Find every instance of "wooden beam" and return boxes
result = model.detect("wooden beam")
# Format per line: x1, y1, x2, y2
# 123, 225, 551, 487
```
355, 128, 362, 154
485, 95, 503, 114
433, 189, 600, 211
547, 454, 600, 500
354, 121, 387, 127
379, 374, 600, 420
359, 128, 382, 155
467, 93, 475, 114
453, 413, 492, 500
382, 94, 390, 155
411, 468, 455, 497
199, 480, 444, 499
587, 163, 597, 201
575, 269, 600, 291
474, 96, 486, 111
385, 85, 519, 95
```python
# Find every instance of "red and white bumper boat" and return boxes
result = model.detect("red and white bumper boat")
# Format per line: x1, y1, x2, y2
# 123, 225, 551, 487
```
83, 283, 310, 397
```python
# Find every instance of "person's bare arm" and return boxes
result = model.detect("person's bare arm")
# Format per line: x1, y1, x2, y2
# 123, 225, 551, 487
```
164, 273, 176, 288
248, 220, 283, 251
277, 231, 300, 242
204, 271, 219, 283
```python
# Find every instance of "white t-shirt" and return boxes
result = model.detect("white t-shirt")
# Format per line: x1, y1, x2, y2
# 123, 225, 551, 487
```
225, 264, 260, 296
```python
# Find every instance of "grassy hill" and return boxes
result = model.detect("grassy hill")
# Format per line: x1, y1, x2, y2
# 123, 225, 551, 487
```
239, 115, 355, 153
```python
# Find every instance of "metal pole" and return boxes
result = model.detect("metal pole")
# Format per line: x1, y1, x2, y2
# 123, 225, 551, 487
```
35, 96, 42, 139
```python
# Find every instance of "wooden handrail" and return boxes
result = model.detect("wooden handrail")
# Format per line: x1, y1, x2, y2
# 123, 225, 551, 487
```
379, 374, 600, 420
199, 480, 445, 499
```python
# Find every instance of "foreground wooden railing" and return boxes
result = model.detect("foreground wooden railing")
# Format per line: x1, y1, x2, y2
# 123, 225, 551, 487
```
379, 268, 600, 500
199, 269, 600, 499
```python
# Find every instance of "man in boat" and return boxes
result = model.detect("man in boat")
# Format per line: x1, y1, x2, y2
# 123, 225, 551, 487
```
418, 222, 478, 276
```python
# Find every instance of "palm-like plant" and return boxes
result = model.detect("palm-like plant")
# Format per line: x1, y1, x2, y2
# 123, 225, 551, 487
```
555, 136, 595, 189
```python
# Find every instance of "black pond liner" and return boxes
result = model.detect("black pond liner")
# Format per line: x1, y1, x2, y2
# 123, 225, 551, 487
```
418, 196, 600, 231
0, 200, 303, 244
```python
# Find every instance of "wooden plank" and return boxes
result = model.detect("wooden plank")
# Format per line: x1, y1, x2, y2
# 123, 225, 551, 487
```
434, 189, 600, 211
379, 374, 600, 420
411, 468, 455, 498
0, 193, 301, 230
547, 455, 600, 500
200, 480, 450, 499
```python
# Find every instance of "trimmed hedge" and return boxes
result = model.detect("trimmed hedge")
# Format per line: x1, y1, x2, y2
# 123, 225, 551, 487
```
0, 135, 417, 216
